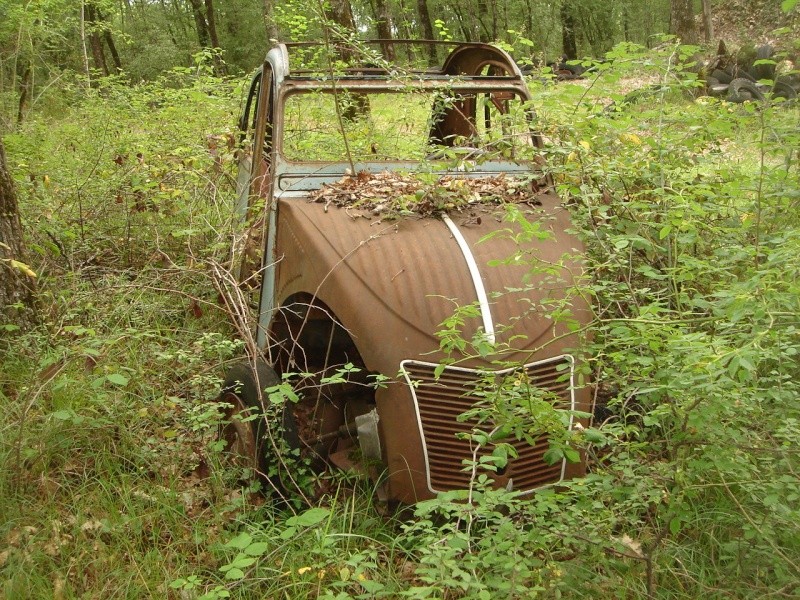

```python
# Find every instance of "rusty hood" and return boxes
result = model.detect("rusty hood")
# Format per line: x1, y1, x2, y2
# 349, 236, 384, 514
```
271, 188, 588, 376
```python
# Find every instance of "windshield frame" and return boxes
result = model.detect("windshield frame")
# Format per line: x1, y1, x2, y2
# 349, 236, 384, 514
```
274, 79, 538, 166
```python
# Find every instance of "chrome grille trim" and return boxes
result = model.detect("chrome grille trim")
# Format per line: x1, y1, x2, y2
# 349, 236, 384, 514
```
401, 355, 576, 495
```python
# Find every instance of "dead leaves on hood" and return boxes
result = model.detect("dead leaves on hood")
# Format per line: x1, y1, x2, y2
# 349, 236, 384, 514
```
310, 171, 545, 219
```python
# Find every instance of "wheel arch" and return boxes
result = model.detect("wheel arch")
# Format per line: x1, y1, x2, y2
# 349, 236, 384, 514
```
268, 291, 371, 383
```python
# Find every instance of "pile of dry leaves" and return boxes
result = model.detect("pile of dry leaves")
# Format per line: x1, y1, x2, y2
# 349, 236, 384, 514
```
309, 170, 544, 218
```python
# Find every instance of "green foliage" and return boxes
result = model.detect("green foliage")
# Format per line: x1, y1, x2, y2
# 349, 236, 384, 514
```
528, 40, 800, 597
3, 39, 800, 600
5, 59, 238, 271
0, 65, 249, 599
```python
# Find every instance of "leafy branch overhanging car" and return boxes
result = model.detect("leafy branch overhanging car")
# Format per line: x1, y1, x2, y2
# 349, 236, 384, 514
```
218, 40, 593, 504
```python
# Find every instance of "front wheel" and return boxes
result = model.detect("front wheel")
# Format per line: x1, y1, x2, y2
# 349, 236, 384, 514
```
218, 359, 299, 493
218, 359, 350, 500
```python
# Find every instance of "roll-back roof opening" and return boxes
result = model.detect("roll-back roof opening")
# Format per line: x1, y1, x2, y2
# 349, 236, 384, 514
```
278, 40, 523, 81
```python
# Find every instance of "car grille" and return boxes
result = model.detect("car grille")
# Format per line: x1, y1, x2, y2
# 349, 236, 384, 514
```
401, 356, 575, 494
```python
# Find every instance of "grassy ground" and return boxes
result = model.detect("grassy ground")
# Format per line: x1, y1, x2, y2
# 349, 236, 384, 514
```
1, 64, 411, 600
2, 46, 799, 599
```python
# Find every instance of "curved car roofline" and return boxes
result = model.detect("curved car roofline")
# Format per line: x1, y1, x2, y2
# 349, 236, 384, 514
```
266, 40, 525, 81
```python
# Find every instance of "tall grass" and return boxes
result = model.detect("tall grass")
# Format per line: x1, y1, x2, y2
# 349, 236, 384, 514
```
2, 44, 799, 599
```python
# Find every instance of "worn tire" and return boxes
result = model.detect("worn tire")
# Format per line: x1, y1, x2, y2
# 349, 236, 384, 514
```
218, 359, 300, 492
727, 78, 765, 103
771, 80, 797, 101
749, 45, 775, 81
711, 68, 733, 85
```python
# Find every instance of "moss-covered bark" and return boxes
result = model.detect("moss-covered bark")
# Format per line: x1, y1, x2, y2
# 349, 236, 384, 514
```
0, 139, 38, 331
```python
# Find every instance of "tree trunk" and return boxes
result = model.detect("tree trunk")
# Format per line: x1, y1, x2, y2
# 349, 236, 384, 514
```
561, 1, 578, 60
104, 30, 123, 73
670, 0, 698, 45
327, 0, 357, 31
203, 0, 226, 74
322, 0, 370, 120
416, 0, 437, 64
188, 0, 211, 48
393, 0, 415, 58
623, 5, 631, 42
476, 0, 491, 42
80, 1, 91, 84
701, 0, 714, 44
454, 9, 472, 42
204, 0, 221, 48
157, 0, 183, 50
524, 0, 534, 41
0, 139, 38, 331
262, 0, 279, 41
578, 5, 614, 56
86, 4, 109, 76
373, 0, 395, 60
17, 65, 31, 125
89, 33, 109, 76
96, 7, 123, 74
489, 0, 498, 40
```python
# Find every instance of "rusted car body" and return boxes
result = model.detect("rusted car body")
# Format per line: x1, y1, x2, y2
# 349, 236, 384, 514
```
226, 41, 592, 504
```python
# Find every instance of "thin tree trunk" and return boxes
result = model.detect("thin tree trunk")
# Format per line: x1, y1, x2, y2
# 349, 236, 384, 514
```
17, 65, 31, 125
476, 0, 491, 42
188, 0, 211, 47
373, 0, 395, 60
262, 0, 279, 40
121, 0, 130, 26
670, 0, 698, 45
104, 30, 122, 73
167, 0, 190, 37
158, 0, 182, 49
561, 1, 578, 59
80, 1, 91, 85
524, 0, 533, 40
327, 0, 356, 31
323, 0, 370, 120
86, 4, 109, 76
623, 5, 631, 42
701, 0, 714, 44
203, 0, 226, 74
393, 0, 415, 59
416, 0, 437, 64
0, 139, 38, 331
451, 5, 472, 41
204, 0, 221, 48
97, 7, 123, 73
89, 32, 109, 76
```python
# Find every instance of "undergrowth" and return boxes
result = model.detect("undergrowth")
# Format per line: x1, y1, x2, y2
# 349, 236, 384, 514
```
1, 42, 799, 599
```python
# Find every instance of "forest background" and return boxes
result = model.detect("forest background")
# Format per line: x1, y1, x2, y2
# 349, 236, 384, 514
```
1, 0, 799, 599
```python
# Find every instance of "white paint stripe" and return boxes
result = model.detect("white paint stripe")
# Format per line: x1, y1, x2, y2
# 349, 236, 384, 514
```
442, 214, 496, 345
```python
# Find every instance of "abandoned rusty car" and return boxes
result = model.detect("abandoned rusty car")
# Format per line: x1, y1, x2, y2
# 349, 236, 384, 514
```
218, 41, 592, 504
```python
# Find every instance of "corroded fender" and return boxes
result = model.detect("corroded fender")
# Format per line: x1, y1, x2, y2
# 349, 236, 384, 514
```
271, 190, 591, 502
